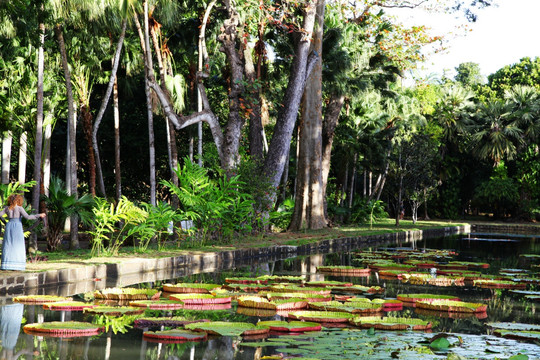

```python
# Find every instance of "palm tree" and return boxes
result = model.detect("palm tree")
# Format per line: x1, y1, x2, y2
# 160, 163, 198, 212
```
472, 99, 523, 167
41, 177, 94, 252
504, 85, 540, 146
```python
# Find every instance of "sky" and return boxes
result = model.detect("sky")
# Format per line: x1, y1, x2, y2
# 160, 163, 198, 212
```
391, 0, 540, 83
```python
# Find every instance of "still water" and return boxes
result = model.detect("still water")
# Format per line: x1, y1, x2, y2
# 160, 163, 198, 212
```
1, 233, 539, 359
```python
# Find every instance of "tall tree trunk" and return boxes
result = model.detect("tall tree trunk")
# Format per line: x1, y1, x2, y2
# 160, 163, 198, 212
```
43, 122, 51, 195
143, 1, 156, 205
92, 19, 127, 198
113, 77, 122, 202
81, 105, 96, 196
321, 94, 345, 215
55, 24, 79, 248
18, 132, 27, 184
263, 2, 319, 193
31, 17, 45, 253
1, 131, 12, 184
289, 0, 326, 231
348, 153, 357, 209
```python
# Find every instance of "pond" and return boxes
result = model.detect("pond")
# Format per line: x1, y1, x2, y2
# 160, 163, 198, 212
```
1, 232, 539, 359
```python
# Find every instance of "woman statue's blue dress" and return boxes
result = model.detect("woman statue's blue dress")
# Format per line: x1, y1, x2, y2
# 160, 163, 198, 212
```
0, 205, 40, 271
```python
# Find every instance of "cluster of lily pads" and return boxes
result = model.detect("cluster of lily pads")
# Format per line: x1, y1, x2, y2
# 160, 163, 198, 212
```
10, 246, 539, 359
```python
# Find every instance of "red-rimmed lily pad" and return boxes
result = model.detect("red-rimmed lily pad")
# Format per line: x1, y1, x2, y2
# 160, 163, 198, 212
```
308, 300, 383, 315
225, 277, 268, 285
316, 266, 371, 276
257, 320, 321, 332
184, 321, 269, 337
473, 279, 527, 290
415, 307, 487, 319
182, 303, 232, 311
330, 285, 384, 295
238, 296, 308, 310
93, 288, 161, 301
134, 317, 209, 328
169, 293, 231, 305
222, 283, 270, 292
371, 298, 404, 311
43, 301, 96, 311
128, 300, 184, 310
162, 283, 221, 294
368, 262, 416, 272
83, 306, 145, 316
256, 275, 305, 283
143, 329, 207, 343
23, 321, 104, 337
236, 306, 277, 317
396, 293, 461, 304
269, 285, 331, 295
286, 310, 354, 323
416, 299, 487, 313
305, 281, 353, 288
14, 295, 73, 304
349, 316, 432, 331
262, 292, 332, 303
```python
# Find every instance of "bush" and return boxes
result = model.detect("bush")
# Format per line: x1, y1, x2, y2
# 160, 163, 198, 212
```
472, 165, 519, 218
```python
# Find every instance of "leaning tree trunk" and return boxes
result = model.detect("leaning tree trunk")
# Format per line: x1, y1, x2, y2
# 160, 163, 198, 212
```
262, 2, 319, 194
30, 17, 45, 253
1, 131, 12, 184
92, 19, 127, 198
143, 2, 156, 206
289, 0, 326, 231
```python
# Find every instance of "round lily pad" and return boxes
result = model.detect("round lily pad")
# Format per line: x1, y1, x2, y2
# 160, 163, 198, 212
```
185, 321, 269, 337
23, 321, 104, 337
14, 295, 73, 304
83, 306, 145, 316
416, 299, 487, 313
257, 320, 321, 332
162, 283, 221, 294
93, 287, 161, 301
169, 293, 231, 305
316, 266, 371, 276
143, 329, 207, 343
134, 317, 209, 328
396, 293, 461, 304
287, 310, 354, 323
129, 300, 184, 310
349, 316, 432, 331
43, 301, 96, 311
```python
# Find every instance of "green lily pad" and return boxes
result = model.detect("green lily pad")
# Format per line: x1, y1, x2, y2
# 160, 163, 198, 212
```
184, 321, 269, 337
143, 329, 207, 343
14, 295, 73, 304
128, 299, 184, 310
257, 320, 321, 332
349, 316, 432, 331
23, 321, 104, 337
83, 306, 145, 316
93, 287, 161, 300
162, 283, 221, 293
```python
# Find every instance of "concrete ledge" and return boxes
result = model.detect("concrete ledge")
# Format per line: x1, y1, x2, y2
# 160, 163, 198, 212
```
0, 225, 471, 300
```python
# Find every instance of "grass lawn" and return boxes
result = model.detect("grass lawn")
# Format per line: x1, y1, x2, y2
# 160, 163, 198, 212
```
23, 218, 468, 273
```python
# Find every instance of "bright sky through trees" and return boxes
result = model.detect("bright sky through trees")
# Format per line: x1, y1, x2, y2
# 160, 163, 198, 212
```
393, 0, 540, 82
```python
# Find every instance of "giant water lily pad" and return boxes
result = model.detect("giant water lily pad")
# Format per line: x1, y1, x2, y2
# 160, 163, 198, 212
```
225, 277, 268, 284
257, 320, 321, 332
287, 310, 354, 323
262, 292, 332, 303
257, 275, 305, 283
24, 321, 104, 337
93, 288, 160, 301
415, 299, 487, 313
305, 280, 353, 288
184, 321, 269, 337
43, 301, 96, 311
473, 279, 527, 290
396, 293, 461, 304
308, 300, 383, 315
143, 329, 207, 343
269, 285, 331, 295
168, 293, 231, 304
128, 300, 184, 310
83, 306, 144, 316
14, 295, 72, 304
316, 266, 370, 276
349, 316, 432, 331
162, 283, 221, 294
134, 317, 209, 328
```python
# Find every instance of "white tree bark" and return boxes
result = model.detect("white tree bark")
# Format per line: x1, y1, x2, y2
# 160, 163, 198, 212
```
1, 131, 12, 184
18, 132, 27, 184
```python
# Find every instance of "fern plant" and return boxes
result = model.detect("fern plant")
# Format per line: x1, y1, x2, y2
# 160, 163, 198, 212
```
161, 158, 255, 245
89, 196, 147, 256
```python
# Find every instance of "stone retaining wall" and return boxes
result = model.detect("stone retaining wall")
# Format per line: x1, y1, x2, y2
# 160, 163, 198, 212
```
471, 223, 540, 235
0, 225, 470, 301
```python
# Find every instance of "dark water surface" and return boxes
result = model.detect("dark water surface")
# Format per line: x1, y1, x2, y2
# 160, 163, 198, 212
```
2, 233, 539, 359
